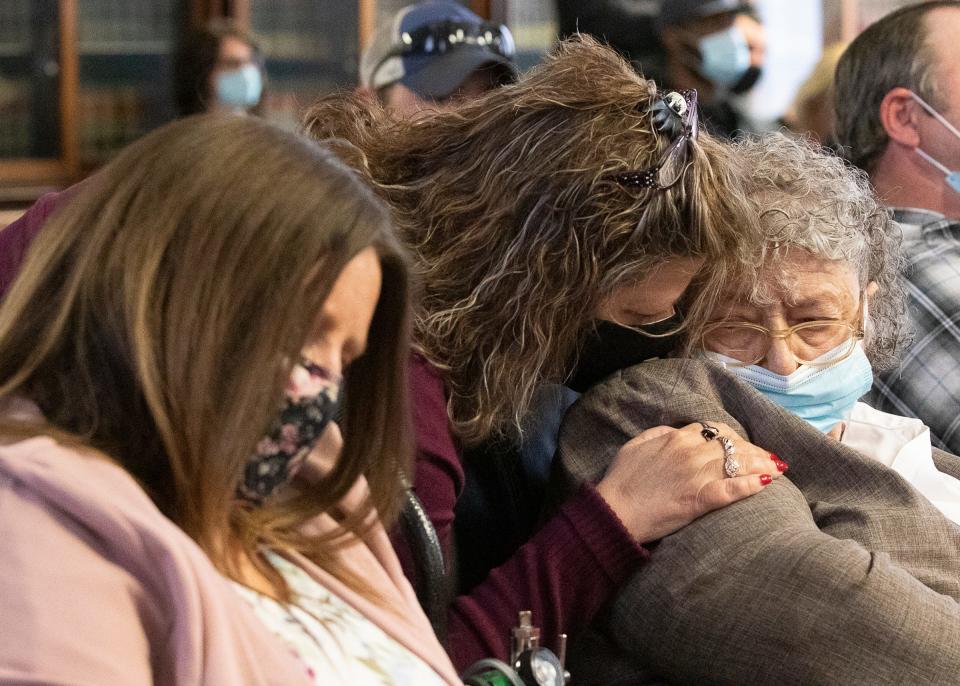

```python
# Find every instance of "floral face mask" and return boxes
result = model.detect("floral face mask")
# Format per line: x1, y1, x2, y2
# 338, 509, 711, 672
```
238, 357, 341, 504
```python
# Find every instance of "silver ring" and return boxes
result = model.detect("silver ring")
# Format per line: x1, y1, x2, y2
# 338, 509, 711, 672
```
719, 435, 740, 478
699, 421, 719, 441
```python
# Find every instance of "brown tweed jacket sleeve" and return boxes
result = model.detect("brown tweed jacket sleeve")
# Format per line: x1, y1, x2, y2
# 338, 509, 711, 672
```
553, 359, 960, 686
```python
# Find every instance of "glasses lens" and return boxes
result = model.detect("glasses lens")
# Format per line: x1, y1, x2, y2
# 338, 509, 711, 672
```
704, 324, 768, 364
790, 322, 857, 364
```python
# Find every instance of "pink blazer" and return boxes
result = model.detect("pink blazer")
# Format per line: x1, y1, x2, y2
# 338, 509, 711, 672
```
0, 399, 461, 685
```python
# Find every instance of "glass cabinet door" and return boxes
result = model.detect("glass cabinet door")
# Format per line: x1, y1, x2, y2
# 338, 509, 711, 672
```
76, 0, 182, 166
248, 1, 358, 127
0, 0, 64, 162
501, 0, 557, 70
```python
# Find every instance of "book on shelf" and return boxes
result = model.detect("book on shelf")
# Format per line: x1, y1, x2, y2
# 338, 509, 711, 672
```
79, 87, 145, 164
0, 81, 32, 158
0, 0, 32, 50
77, 0, 175, 52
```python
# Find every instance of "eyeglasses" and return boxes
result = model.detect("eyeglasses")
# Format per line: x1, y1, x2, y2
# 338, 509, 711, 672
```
623, 305, 685, 337
391, 20, 515, 60
606, 89, 700, 191
700, 294, 865, 368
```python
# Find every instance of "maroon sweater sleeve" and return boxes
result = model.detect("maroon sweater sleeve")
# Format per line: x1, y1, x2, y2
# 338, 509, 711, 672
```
0, 184, 83, 300
406, 355, 649, 670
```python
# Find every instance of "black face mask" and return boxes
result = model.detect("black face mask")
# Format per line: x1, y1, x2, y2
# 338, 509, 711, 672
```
566, 312, 685, 393
730, 65, 762, 95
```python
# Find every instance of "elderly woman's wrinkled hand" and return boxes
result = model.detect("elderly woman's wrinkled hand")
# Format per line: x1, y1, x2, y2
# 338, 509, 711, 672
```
596, 422, 787, 544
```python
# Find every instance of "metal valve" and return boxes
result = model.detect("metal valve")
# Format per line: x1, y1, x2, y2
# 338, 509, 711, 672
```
511, 611, 570, 686
462, 611, 570, 686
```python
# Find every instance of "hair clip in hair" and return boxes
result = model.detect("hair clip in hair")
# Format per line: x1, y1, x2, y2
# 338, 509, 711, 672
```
651, 91, 687, 140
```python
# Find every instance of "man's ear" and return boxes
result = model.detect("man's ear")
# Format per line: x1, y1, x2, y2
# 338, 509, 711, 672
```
878, 87, 923, 148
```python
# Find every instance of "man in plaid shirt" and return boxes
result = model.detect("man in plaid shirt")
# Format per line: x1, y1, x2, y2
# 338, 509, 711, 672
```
835, 1, 960, 454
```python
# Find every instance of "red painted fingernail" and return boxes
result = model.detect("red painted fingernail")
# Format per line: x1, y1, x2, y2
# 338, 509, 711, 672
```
776, 460, 789, 472
760, 474, 773, 485
769, 453, 779, 461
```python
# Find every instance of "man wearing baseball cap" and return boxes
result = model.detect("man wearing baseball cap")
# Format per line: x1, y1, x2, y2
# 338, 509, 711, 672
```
360, 1, 518, 118
657, 0, 766, 137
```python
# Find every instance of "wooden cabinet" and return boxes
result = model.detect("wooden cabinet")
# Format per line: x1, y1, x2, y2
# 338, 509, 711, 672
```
0, 0, 503, 197
0, 0, 184, 196
0, 0, 78, 194
75, 0, 182, 167
0, 0, 390, 197
236, 1, 362, 128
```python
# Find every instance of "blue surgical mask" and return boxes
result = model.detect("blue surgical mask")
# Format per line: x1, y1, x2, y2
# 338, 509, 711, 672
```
703, 342, 874, 433
215, 63, 263, 110
697, 26, 751, 89
911, 92, 960, 194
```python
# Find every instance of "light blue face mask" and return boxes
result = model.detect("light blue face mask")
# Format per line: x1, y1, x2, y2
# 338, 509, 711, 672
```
911, 92, 960, 194
704, 342, 875, 433
697, 25, 751, 89
215, 63, 263, 109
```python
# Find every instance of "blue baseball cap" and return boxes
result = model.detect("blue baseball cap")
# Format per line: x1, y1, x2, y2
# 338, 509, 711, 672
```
360, 1, 517, 99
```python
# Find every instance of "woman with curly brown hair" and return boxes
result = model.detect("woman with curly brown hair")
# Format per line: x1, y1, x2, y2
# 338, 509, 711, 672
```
304, 36, 787, 669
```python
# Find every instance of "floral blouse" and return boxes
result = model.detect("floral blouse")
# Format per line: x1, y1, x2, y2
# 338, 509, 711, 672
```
233, 551, 448, 685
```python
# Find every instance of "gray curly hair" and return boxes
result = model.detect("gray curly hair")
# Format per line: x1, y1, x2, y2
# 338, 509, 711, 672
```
706, 132, 908, 370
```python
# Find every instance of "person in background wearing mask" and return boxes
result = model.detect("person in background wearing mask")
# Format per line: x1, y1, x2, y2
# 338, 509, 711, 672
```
554, 0, 669, 84
174, 20, 265, 117
834, 1, 960, 456
0, 21, 268, 291
656, 0, 765, 138
358, 1, 517, 118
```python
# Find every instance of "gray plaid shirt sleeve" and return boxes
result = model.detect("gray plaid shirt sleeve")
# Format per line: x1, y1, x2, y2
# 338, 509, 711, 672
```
869, 213, 960, 454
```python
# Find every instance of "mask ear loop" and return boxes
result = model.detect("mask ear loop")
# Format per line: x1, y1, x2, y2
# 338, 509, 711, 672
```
916, 147, 952, 176
910, 92, 960, 177
912, 91, 960, 138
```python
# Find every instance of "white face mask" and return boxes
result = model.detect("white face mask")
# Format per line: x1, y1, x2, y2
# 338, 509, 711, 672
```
911, 92, 960, 194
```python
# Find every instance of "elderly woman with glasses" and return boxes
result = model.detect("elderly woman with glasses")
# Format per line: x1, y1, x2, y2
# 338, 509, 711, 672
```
698, 135, 960, 524
553, 133, 960, 685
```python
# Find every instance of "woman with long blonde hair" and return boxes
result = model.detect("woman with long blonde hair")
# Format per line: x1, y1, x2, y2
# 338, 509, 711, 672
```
305, 36, 788, 669
0, 115, 461, 684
